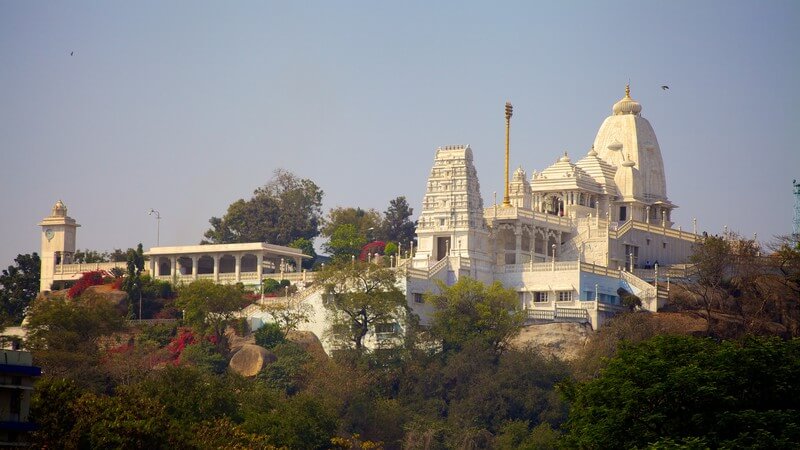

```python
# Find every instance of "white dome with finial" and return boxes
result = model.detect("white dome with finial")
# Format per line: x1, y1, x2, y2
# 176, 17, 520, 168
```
612, 84, 642, 116
592, 85, 670, 204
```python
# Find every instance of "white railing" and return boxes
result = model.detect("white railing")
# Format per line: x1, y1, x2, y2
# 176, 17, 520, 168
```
619, 270, 657, 307
526, 307, 590, 322
500, 261, 578, 273
54, 261, 127, 275
580, 262, 617, 277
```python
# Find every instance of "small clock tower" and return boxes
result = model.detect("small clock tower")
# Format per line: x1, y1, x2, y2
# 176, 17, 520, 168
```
38, 200, 80, 292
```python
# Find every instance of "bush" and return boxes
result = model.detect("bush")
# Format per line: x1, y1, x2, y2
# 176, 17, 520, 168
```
140, 275, 175, 300
262, 278, 281, 294
254, 322, 285, 349
384, 242, 398, 256
233, 318, 250, 337
137, 323, 177, 347
180, 340, 228, 374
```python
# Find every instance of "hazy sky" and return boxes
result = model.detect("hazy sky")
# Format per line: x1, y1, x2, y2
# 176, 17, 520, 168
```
1, 1, 798, 267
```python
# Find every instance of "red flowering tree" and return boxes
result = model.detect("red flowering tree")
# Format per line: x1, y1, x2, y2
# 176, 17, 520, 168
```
67, 270, 106, 299
359, 241, 386, 261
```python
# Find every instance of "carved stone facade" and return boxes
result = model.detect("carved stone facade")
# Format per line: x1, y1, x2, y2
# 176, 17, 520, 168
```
406, 86, 700, 329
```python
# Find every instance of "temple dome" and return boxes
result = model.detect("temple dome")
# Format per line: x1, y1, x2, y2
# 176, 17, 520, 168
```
592, 86, 669, 204
612, 84, 642, 116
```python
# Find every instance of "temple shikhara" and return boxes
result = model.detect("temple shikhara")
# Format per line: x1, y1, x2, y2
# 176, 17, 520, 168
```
38, 86, 702, 353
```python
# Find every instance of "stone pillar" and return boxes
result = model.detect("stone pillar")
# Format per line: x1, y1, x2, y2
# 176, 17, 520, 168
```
235, 254, 241, 282
257, 254, 263, 282
170, 257, 177, 278
150, 258, 156, 277
191, 256, 198, 280
294, 257, 302, 271
213, 255, 219, 282
514, 226, 522, 266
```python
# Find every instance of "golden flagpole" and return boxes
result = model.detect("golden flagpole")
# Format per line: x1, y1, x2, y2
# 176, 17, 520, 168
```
503, 101, 513, 206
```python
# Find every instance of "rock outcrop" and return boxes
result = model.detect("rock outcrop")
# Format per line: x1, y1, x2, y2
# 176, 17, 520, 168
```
228, 344, 275, 377
286, 330, 327, 359
511, 322, 593, 361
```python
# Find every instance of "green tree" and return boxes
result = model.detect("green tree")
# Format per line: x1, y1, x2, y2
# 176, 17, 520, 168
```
321, 207, 382, 240
0, 252, 40, 325
203, 169, 324, 245
25, 293, 126, 384
254, 322, 286, 349
72, 249, 110, 263
260, 297, 312, 339
130, 365, 239, 425
317, 261, 407, 351
427, 277, 525, 353
288, 237, 317, 270
67, 390, 180, 449
561, 335, 800, 449
30, 377, 84, 446
122, 243, 145, 319
175, 279, 247, 344
323, 224, 367, 261
381, 196, 416, 245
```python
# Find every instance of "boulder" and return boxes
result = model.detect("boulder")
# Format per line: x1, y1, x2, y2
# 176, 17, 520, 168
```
82, 285, 129, 314
225, 326, 255, 354
286, 330, 327, 359
229, 344, 275, 377
511, 322, 593, 361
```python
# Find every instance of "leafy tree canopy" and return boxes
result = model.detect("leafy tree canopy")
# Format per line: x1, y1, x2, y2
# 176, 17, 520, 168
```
72, 248, 130, 263
321, 207, 381, 239
288, 237, 317, 270
317, 261, 407, 351
323, 224, 367, 262
175, 279, 248, 343
562, 335, 800, 449
0, 252, 40, 325
427, 277, 525, 353
203, 169, 324, 245
381, 196, 416, 245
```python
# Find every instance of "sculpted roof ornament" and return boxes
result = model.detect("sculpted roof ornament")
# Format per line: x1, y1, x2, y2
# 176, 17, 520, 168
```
612, 84, 642, 116
512, 166, 526, 182
621, 153, 636, 167
51, 199, 67, 217
559, 151, 571, 163
588, 145, 598, 157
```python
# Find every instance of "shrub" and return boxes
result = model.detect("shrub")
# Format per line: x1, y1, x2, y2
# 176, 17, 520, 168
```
262, 278, 281, 294
167, 328, 196, 362
233, 317, 250, 337
254, 322, 285, 349
384, 242, 398, 256
180, 340, 227, 374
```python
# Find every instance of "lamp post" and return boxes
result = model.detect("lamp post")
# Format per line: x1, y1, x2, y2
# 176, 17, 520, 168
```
629, 252, 634, 272
148, 209, 161, 246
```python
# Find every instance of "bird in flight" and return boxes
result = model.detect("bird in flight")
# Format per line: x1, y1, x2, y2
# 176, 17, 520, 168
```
661, 85, 669, 90
70, 51, 74, 56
